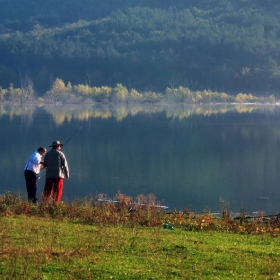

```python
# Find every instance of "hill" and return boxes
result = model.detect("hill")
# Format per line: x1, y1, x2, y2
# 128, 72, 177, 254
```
0, 0, 280, 95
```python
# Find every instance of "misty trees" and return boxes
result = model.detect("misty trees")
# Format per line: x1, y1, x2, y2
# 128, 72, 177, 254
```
42, 78, 263, 104
45, 78, 73, 103
19, 73, 35, 103
0, 76, 269, 104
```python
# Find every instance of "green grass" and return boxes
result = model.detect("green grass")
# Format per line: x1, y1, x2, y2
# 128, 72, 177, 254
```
1, 216, 280, 279
1, 192, 280, 279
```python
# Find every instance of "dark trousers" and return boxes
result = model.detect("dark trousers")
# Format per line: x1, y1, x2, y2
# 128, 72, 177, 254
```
24, 170, 38, 203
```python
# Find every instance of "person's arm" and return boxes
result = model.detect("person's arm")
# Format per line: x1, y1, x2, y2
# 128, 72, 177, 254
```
43, 153, 48, 169
61, 153, 69, 179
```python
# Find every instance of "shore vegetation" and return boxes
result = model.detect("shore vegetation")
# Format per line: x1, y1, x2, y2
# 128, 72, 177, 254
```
0, 80, 276, 105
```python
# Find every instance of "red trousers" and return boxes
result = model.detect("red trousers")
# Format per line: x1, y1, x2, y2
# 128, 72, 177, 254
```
42, 178, 64, 204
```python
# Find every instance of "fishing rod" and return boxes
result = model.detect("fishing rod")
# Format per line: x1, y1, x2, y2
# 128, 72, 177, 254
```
62, 126, 83, 148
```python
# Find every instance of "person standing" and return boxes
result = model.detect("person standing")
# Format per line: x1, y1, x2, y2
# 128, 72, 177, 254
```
42, 140, 69, 204
24, 147, 47, 203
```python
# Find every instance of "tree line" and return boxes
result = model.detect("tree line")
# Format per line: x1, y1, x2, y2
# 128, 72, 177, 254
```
0, 78, 275, 104
0, 0, 280, 95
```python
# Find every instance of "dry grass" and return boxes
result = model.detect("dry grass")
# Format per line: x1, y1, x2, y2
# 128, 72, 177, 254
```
1, 191, 280, 235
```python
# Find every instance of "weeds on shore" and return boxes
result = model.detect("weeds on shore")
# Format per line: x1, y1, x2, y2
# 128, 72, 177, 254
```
1, 191, 280, 235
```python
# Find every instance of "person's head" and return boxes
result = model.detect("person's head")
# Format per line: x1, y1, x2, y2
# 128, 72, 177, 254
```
38, 147, 47, 156
49, 140, 64, 150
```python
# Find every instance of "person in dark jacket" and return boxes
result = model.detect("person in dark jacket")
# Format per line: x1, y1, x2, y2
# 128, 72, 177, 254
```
24, 147, 47, 203
42, 140, 69, 204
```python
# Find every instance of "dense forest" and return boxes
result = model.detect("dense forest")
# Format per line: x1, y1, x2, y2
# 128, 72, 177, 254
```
0, 0, 280, 97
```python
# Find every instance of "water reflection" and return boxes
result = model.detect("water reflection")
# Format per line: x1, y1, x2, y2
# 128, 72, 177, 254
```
0, 103, 278, 125
1, 103, 280, 214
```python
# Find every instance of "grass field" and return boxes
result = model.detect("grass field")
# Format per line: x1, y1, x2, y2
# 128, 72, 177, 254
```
1, 192, 280, 279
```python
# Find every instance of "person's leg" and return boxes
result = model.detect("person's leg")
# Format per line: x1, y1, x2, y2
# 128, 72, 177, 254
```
24, 170, 38, 203
42, 178, 54, 204
53, 178, 64, 204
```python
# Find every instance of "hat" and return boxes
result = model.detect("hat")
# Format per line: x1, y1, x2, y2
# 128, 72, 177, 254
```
50, 140, 64, 147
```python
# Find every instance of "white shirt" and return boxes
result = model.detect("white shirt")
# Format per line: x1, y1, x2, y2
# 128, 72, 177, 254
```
24, 151, 42, 174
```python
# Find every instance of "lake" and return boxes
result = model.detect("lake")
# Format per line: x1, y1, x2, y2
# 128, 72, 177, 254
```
1, 103, 280, 214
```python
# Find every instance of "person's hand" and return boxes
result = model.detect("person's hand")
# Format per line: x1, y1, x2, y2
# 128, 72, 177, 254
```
66, 175, 69, 179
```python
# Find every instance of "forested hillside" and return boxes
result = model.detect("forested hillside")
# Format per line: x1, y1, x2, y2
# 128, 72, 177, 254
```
0, 0, 280, 95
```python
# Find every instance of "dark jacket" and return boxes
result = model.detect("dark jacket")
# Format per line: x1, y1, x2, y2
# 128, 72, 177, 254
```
44, 149, 69, 179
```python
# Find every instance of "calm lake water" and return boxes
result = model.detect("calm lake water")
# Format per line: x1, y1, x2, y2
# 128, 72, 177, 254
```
1, 103, 280, 214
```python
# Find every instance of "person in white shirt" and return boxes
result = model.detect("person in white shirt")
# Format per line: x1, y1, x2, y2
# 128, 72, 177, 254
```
24, 147, 47, 203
